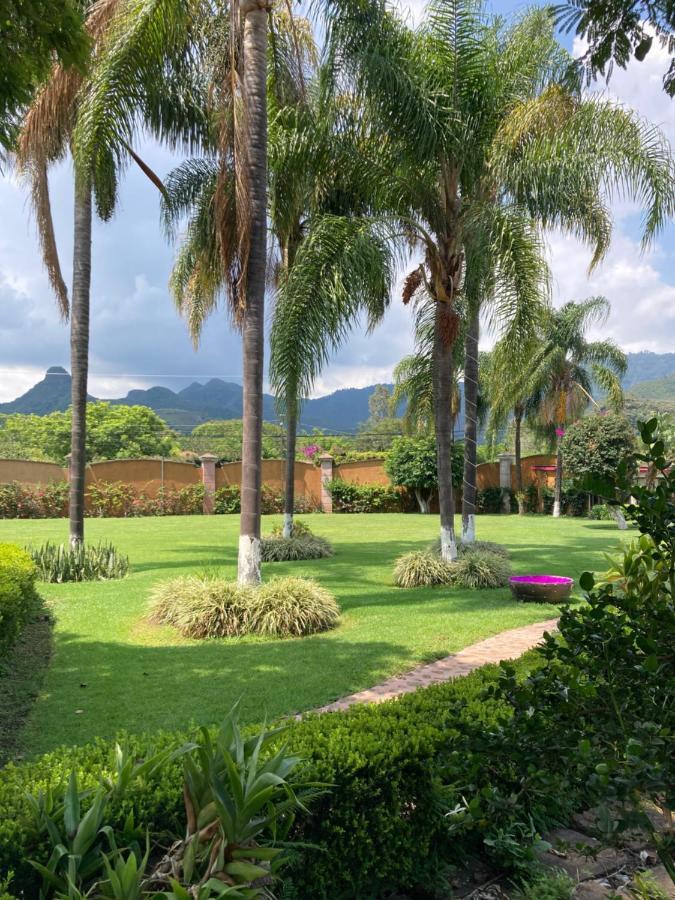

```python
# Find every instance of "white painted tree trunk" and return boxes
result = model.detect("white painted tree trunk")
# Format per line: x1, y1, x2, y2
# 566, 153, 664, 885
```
552, 500, 561, 518
610, 507, 628, 530
238, 535, 261, 585
440, 525, 458, 561
282, 512, 293, 539
461, 514, 476, 543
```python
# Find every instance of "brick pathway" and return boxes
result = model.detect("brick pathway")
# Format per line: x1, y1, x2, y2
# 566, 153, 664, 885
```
316, 618, 558, 714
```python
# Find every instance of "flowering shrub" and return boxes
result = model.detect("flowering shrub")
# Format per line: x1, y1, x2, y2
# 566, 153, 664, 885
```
0, 482, 68, 519
87, 482, 205, 517
214, 484, 319, 515
301, 444, 321, 459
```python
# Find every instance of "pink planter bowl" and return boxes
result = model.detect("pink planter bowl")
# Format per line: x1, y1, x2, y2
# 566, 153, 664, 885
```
509, 574, 574, 603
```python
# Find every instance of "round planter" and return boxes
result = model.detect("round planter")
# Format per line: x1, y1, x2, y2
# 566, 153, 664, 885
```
509, 575, 574, 603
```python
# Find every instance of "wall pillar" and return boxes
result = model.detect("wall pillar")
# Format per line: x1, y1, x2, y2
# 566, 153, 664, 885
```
201, 453, 217, 514
318, 453, 334, 514
498, 453, 515, 513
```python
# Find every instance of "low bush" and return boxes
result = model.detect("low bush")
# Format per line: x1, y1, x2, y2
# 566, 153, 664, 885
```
450, 549, 512, 589
87, 481, 205, 517
393, 550, 454, 587
148, 575, 250, 638
588, 502, 613, 520
0, 656, 544, 898
246, 576, 340, 637
0, 544, 40, 655
510, 869, 575, 900
260, 534, 334, 562
213, 483, 241, 514
0, 481, 68, 519
29, 542, 129, 583
214, 484, 320, 515
327, 479, 402, 513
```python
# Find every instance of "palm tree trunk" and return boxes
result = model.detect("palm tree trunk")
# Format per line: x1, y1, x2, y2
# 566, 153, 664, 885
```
461, 308, 479, 543
553, 431, 563, 518
433, 300, 458, 561
69, 168, 92, 547
514, 405, 524, 515
237, 1, 268, 585
282, 396, 297, 538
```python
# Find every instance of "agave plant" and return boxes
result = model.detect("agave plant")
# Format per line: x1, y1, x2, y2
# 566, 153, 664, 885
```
153, 707, 324, 896
29, 541, 129, 582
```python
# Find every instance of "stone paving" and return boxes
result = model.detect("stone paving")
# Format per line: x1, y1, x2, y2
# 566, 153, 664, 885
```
316, 617, 559, 714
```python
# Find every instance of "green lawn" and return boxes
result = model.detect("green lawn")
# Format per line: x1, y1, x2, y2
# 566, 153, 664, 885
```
1, 513, 627, 758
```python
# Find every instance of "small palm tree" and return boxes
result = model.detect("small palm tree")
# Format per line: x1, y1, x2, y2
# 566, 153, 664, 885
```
525, 297, 627, 517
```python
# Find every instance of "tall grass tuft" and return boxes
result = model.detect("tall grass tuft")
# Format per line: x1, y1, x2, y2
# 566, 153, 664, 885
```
260, 535, 334, 562
246, 577, 340, 637
393, 551, 454, 588
148, 575, 251, 638
29, 542, 129, 583
450, 550, 512, 589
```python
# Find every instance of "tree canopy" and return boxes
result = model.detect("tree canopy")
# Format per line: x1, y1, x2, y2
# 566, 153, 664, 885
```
562, 413, 636, 483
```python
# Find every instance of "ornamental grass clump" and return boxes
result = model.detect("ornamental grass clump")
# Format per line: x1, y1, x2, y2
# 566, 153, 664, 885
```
148, 575, 251, 638
246, 577, 340, 637
450, 549, 512, 589
260, 535, 334, 562
393, 550, 454, 588
29, 541, 129, 583
148, 575, 340, 639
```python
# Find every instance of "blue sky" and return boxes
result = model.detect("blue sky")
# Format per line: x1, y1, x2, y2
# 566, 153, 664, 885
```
0, 0, 673, 403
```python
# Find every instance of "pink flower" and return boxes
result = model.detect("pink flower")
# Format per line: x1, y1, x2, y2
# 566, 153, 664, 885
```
555, 428, 565, 437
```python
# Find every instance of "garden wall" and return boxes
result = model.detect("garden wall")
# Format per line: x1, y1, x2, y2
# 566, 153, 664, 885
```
0, 453, 558, 516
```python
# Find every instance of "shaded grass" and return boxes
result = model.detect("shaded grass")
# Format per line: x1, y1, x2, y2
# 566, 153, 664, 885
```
0, 513, 628, 757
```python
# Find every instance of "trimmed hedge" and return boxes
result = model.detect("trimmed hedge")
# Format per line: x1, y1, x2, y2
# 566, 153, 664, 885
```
0, 652, 589, 899
326, 479, 402, 512
0, 544, 40, 655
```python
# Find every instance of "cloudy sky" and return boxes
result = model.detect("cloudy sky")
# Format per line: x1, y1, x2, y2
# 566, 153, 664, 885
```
0, 0, 673, 404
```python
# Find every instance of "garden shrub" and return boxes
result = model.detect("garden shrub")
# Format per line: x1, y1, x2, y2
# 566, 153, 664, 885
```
588, 502, 613, 520
450, 548, 512, 589
260, 534, 334, 562
213, 484, 319, 515
246, 577, 340, 637
29, 541, 129, 583
0, 482, 68, 519
327, 479, 402, 512
87, 481, 205, 517
148, 575, 250, 638
214, 483, 241, 514
0, 544, 40, 655
0, 657, 542, 898
393, 550, 454, 587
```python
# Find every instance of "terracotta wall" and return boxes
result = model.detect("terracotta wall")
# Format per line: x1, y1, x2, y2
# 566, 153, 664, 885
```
0, 458, 65, 484
334, 458, 390, 485
85, 458, 201, 498
476, 462, 499, 490
514, 455, 557, 490
216, 459, 321, 502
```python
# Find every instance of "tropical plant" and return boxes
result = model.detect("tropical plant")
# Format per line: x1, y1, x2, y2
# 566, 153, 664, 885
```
0, 0, 87, 153
428, 538, 510, 558
29, 541, 129, 582
246, 577, 340, 636
524, 298, 627, 517
325, 0, 674, 557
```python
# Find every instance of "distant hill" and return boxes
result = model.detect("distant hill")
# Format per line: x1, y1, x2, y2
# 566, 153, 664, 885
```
623, 351, 675, 389
0, 369, 393, 434
2, 349, 672, 434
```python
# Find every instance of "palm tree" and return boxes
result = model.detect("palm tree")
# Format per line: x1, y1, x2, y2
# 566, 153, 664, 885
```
525, 298, 627, 517
324, 0, 674, 558
16, 0, 203, 546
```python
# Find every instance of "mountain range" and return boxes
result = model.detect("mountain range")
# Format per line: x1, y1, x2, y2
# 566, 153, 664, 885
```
0, 367, 393, 433
1, 350, 673, 433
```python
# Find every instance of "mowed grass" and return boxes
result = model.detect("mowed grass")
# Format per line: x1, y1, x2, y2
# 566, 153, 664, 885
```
1, 513, 627, 757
